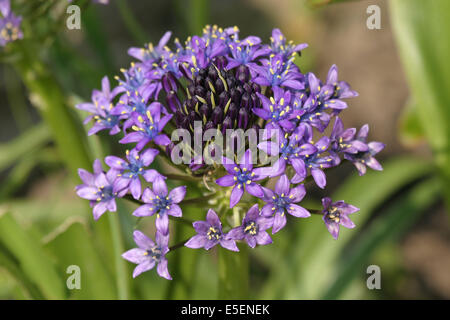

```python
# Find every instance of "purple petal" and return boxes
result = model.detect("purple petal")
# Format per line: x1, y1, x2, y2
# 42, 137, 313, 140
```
76, 186, 99, 201
130, 177, 142, 199
245, 236, 257, 248
366, 156, 383, 171
156, 258, 172, 280
288, 185, 306, 203
133, 204, 155, 217
216, 175, 236, 187
291, 158, 306, 178
219, 239, 239, 252
339, 215, 356, 229
368, 141, 385, 154
272, 212, 286, 234
168, 204, 182, 217
206, 209, 221, 228
244, 204, 260, 222
239, 149, 253, 171
132, 260, 155, 278
156, 214, 170, 235
140, 148, 159, 166
142, 169, 162, 183
311, 168, 327, 189
255, 231, 272, 246
230, 185, 244, 208
142, 187, 155, 203
78, 169, 94, 185
193, 221, 209, 234
287, 204, 310, 218
322, 197, 332, 210
154, 134, 171, 146
275, 174, 290, 195
246, 182, 264, 198
122, 248, 148, 264
261, 203, 274, 217
93, 202, 108, 220
133, 230, 155, 249
323, 218, 340, 240
153, 176, 168, 196
226, 227, 245, 240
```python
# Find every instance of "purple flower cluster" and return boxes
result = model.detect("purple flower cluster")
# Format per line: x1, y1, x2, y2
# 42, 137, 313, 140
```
76, 25, 384, 280
0, 0, 23, 47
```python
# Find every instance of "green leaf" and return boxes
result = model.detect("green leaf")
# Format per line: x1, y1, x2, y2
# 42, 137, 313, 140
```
322, 177, 440, 299
43, 218, 117, 299
0, 211, 66, 299
398, 98, 426, 148
390, 0, 450, 208
13, 43, 92, 176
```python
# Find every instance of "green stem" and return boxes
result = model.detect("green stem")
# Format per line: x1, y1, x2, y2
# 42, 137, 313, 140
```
108, 212, 129, 300
218, 243, 249, 299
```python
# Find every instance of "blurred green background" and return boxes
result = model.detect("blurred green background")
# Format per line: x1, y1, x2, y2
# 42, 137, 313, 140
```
0, 0, 449, 299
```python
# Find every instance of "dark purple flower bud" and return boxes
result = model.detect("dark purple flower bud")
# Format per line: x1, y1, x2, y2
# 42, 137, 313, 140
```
199, 104, 211, 118
205, 121, 215, 131
252, 82, 261, 94
238, 108, 249, 129
243, 83, 252, 93
186, 97, 197, 110
166, 91, 181, 113
236, 65, 250, 82
208, 65, 218, 80
214, 56, 228, 70
188, 83, 196, 96
195, 86, 206, 98
222, 115, 233, 133
250, 93, 260, 108
226, 76, 236, 89
218, 91, 230, 106
230, 88, 240, 103
227, 102, 238, 119
215, 77, 225, 93
240, 92, 250, 109
162, 73, 177, 93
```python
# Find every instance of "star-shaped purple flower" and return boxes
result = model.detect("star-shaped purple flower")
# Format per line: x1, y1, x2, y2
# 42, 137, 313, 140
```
261, 174, 310, 233
0, 0, 23, 47
330, 116, 368, 155
185, 209, 239, 252
226, 38, 270, 70
105, 148, 162, 200
119, 105, 172, 150
291, 136, 338, 188
76, 76, 124, 136
122, 230, 171, 280
133, 177, 186, 235
253, 87, 301, 132
76, 159, 126, 220
216, 149, 268, 208
321, 197, 359, 240
258, 125, 316, 177
326, 64, 358, 100
269, 28, 308, 60
128, 31, 172, 64
226, 204, 273, 248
